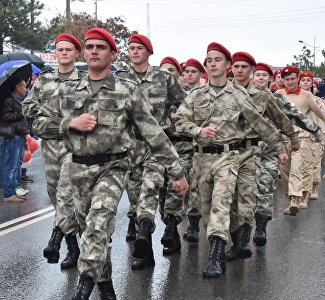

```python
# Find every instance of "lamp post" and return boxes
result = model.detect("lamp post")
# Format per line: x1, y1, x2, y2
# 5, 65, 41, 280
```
299, 36, 319, 70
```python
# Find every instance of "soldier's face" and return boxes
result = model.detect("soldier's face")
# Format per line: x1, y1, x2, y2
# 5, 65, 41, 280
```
205, 51, 230, 79
161, 63, 180, 78
184, 66, 201, 86
55, 41, 79, 66
232, 61, 253, 83
284, 73, 299, 90
253, 70, 271, 89
275, 73, 284, 86
128, 43, 150, 65
83, 40, 116, 71
299, 76, 313, 91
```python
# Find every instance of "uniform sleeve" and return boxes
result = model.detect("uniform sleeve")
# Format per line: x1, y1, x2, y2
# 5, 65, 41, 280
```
272, 93, 321, 136
32, 94, 63, 139
241, 98, 285, 154
23, 76, 42, 118
307, 93, 325, 123
264, 95, 299, 144
129, 86, 184, 180
174, 93, 203, 137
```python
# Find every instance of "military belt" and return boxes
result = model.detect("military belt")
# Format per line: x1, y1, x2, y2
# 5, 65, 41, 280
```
168, 135, 193, 143
195, 138, 261, 154
72, 151, 127, 165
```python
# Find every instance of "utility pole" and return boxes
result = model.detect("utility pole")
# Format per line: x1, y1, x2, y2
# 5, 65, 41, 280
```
94, 0, 98, 20
30, 0, 35, 53
299, 36, 319, 70
146, 3, 150, 38
66, 0, 71, 31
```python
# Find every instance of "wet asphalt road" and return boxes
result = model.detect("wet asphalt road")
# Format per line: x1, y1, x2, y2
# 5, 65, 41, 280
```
0, 149, 324, 300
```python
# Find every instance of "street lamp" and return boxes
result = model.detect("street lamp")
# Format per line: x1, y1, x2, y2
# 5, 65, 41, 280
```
299, 36, 319, 69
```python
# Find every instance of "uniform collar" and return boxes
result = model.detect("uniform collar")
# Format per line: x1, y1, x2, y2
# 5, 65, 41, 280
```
77, 72, 116, 91
285, 86, 301, 95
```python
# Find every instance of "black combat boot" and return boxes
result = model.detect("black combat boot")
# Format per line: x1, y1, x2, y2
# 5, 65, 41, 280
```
161, 214, 181, 255
98, 280, 116, 300
253, 215, 269, 247
72, 274, 95, 300
60, 234, 80, 269
43, 226, 64, 263
126, 218, 137, 242
131, 218, 155, 270
183, 216, 200, 242
225, 230, 239, 261
203, 235, 226, 278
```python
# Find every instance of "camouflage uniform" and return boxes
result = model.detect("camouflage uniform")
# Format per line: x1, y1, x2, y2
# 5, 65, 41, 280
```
23, 68, 83, 234
229, 83, 299, 233
175, 81, 285, 242
32, 72, 184, 282
116, 65, 190, 226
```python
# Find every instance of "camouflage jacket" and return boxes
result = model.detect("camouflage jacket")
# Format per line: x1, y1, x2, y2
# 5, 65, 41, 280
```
245, 82, 299, 144
115, 65, 187, 134
23, 67, 84, 119
32, 72, 184, 180
175, 80, 285, 154
272, 92, 322, 140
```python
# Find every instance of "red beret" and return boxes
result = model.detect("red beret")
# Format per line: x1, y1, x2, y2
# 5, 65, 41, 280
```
84, 28, 117, 52
254, 63, 273, 76
129, 34, 153, 54
273, 69, 282, 77
281, 65, 300, 78
232, 52, 256, 66
300, 71, 314, 80
207, 42, 232, 62
185, 58, 205, 73
160, 56, 182, 74
55, 33, 82, 52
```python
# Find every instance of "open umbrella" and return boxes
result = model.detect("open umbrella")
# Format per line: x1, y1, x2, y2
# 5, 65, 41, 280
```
0, 62, 33, 95
0, 52, 45, 68
0, 60, 41, 75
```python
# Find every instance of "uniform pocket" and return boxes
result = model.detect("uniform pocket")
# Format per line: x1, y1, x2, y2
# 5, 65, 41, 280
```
98, 98, 126, 127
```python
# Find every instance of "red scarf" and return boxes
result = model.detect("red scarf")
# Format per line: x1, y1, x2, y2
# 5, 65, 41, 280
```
285, 86, 301, 95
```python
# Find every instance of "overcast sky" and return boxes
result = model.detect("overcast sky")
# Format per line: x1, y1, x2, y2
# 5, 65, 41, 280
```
40, 0, 325, 68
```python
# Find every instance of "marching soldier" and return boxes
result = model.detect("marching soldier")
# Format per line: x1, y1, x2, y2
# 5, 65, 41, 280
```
23, 33, 84, 269
31, 28, 188, 300
175, 42, 287, 278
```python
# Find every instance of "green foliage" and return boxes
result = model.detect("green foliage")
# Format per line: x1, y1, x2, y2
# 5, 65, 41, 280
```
0, 0, 48, 54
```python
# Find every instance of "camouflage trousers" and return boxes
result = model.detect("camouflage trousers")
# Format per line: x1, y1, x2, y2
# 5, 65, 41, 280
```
159, 140, 194, 224
70, 158, 129, 282
302, 137, 323, 191
127, 140, 165, 229
254, 142, 279, 219
199, 151, 239, 242
229, 146, 261, 233
280, 139, 304, 197
41, 140, 78, 235
185, 154, 203, 219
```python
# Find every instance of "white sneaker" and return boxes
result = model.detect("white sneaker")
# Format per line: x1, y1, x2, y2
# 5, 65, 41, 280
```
16, 187, 29, 196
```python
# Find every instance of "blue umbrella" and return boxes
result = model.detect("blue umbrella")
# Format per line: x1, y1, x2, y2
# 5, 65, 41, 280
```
0, 60, 41, 75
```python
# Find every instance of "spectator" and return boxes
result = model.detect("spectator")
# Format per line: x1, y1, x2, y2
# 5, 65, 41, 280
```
1, 78, 30, 203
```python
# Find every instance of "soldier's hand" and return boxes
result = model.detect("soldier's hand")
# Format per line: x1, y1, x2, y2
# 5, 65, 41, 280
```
200, 126, 217, 139
171, 112, 177, 119
172, 176, 189, 195
69, 113, 97, 132
279, 152, 289, 164
291, 142, 300, 152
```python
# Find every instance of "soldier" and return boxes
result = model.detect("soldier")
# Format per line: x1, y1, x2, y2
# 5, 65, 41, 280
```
276, 66, 325, 215
183, 58, 205, 91
160, 56, 182, 79
175, 42, 287, 278
31, 28, 188, 300
226, 53, 296, 259
270, 69, 284, 93
251, 63, 322, 245
116, 34, 191, 265
299, 71, 325, 202
23, 33, 84, 269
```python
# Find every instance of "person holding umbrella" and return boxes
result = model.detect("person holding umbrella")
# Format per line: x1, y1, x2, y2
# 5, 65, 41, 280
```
23, 33, 84, 270
1, 77, 30, 203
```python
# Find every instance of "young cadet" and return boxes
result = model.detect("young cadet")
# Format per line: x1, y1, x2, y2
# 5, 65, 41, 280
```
31, 28, 188, 300
23, 33, 84, 269
175, 42, 286, 278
